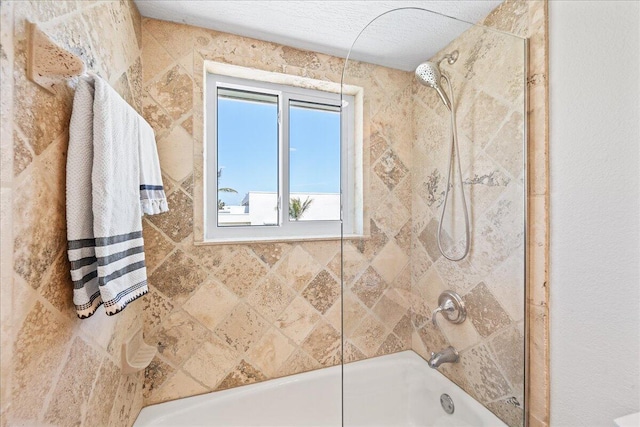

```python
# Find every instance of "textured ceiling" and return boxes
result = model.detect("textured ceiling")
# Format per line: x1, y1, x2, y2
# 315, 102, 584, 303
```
134, 1, 502, 71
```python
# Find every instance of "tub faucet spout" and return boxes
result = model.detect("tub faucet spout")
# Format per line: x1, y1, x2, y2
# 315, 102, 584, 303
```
428, 346, 459, 369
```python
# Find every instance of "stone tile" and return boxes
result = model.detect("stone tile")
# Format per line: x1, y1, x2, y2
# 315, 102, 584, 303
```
394, 220, 412, 254
84, 357, 120, 427
372, 292, 406, 328
143, 18, 212, 61
247, 328, 296, 377
11, 301, 72, 421
249, 242, 291, 267
110, 372, 144, 425
275, 245, 321, 291
280, 46, 321, 69
486, 254, 525, 322
181, 173, 194, 197
150, 310, 208, 366
301, 269, 340, 315
275, 296, 320, 344
214, 303, 268, 353
373, 149, 408, 191
351, 267, 387, 309
142, 219, 174, 273
344, 341, 367, 363
328, 242, 366, 285
490, 325, 525, 392
371, 241, 409, 284
486, 398, 524, 427
438, 311, 482, 352
433, 257, 482, 295
112, 71, 135, 110
149, 250, 207, 305
146, 370, 208, 405
142, 285, 174, 337
372, 192, 410, 237
350, 314, 387, 357
146, 189, 193, 243
157, 126, 194, 183
418, 218, 444, 263
369, 129, 390, 164
463, 152, 512, 217
416, 320, 450, 355
13, 62, 72, 156
465, 282, 512, 338
341, 292, 368, 337
354, 219, 388, 261
375, 333, 405, 356
38, 251, 74, 318
411, 245, 433, 285
146, 64, 193, 120
13, 131, 32, 177
215, 248, 267, 298
460, 91, 510, 148
392, 314, 413, 347
301, 321, 341, 365
460, 343, 511, 402
181, 115, 194, 136
142, 30, 175, 83
183, 280, 238, 331
187, 243, 235, 273
141, 91, 173, 137
248, 275, 296, 322
218, 360, 267, 390
143, 357, 175, 400
43, 337, 101, 425
13, 141, 66, 290
485, 112, 525, 180
183, 336, 239, 389
276, 349, 321, 377
301, 240, 340, 265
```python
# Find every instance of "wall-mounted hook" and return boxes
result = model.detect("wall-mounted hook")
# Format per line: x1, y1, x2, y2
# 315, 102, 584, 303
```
26, 22, 86, 94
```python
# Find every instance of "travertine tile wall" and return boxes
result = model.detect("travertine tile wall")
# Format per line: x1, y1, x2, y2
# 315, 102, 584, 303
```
0, 1, 146, 425
409, 2, 548, 426
410, 21, 526, 427
138, 18, 415, 405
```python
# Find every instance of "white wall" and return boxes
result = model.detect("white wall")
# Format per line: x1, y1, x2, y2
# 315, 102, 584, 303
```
549, 2, 640, 425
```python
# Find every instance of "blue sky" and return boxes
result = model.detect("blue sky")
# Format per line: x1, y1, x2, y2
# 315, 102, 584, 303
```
217, 97, 340, 206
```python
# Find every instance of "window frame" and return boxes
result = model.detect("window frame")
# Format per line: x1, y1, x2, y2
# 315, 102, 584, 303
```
204, 73, 357, 243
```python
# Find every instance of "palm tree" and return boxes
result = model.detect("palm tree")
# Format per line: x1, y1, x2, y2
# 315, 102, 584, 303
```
289, 196, 313, 220
218, 168, 237, 210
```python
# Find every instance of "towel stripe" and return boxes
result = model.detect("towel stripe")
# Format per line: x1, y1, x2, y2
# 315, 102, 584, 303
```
95, 231, 142, 247
140, 184, 164, 190
98, 260, 146, 286
68, 238, 96, 250
140, 189, 167, 200
70, 255, 98, 270
73, 270, 98, 290
97, 246, 145, 267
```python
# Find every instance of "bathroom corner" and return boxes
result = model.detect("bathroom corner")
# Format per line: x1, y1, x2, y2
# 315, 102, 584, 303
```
0, 1, 146, 425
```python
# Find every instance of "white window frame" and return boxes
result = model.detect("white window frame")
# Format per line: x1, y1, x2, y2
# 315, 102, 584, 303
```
204, 70, 361, 243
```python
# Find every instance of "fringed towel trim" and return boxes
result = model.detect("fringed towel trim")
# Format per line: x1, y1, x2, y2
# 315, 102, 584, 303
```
104, 281, 148, 316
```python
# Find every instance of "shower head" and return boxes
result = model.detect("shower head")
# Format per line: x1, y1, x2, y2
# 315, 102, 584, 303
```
415, 61, 451, 111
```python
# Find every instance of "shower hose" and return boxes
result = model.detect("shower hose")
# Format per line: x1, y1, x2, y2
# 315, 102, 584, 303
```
437, 74, 470, 262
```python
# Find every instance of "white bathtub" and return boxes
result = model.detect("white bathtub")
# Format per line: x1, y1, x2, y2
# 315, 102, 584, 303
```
134, 351, 506, 426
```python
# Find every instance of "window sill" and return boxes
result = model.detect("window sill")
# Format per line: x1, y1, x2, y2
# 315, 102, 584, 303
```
194, 233, 368, 246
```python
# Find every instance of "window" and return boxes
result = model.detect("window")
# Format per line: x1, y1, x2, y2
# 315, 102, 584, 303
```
205, 73, 360, 242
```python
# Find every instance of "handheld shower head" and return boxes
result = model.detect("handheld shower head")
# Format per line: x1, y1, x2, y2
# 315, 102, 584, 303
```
415, 61, 451, 111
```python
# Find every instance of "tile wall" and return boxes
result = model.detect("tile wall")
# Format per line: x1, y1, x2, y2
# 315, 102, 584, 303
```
138, 17, 415, 405
1, 1, 145, 425
410, 18, 527, 427
0, 1, 548, 426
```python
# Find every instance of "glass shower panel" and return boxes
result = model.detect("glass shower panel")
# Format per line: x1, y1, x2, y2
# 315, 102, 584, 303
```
341, 7, 527, 427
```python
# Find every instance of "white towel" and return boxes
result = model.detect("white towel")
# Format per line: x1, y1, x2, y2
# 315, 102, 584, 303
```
66, 75, 168, 318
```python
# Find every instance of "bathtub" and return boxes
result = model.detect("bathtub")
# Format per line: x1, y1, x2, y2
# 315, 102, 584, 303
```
134, 351, 506, 426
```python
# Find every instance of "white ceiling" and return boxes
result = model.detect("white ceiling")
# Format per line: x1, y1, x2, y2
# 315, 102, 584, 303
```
134, 1, 502, 71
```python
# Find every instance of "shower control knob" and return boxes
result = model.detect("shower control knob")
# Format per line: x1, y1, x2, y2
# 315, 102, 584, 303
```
431, 290, 466, 326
